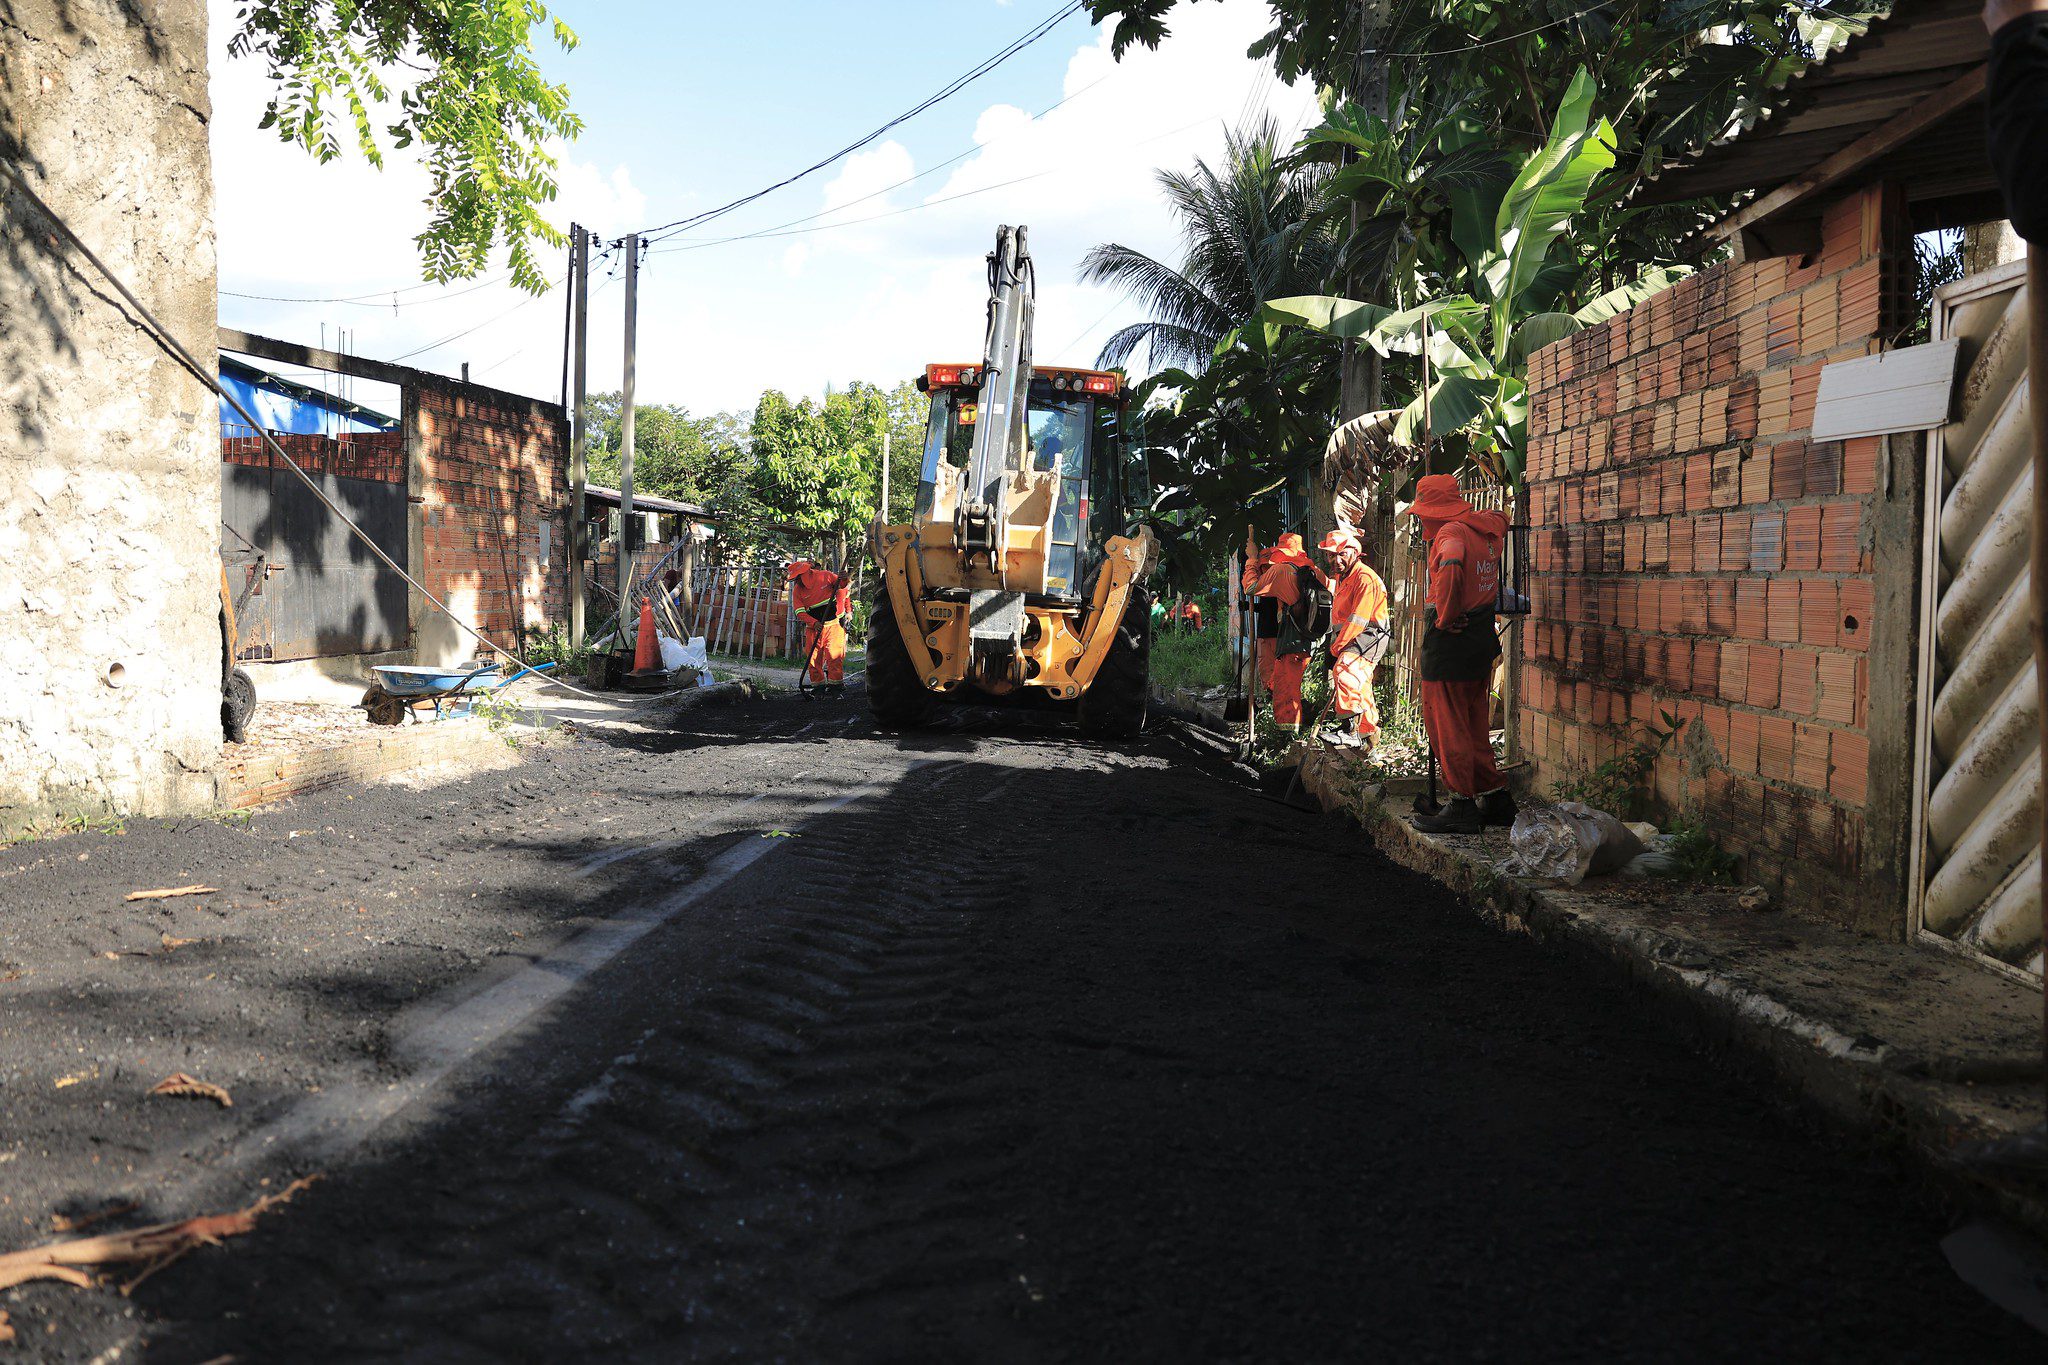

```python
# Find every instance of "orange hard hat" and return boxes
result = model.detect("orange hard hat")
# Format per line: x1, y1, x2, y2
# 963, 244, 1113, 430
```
784, 559, 812, 581
1318, 529, 1360, 555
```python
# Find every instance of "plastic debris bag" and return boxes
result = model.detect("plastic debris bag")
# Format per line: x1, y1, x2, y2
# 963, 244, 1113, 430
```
1619, 833, 1682, 879
1497, 801, 1645, 885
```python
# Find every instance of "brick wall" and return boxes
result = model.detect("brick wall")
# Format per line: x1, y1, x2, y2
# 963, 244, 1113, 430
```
223, 430, 405, 482
414, 387, 568, 654
1519, 185, 1909, 924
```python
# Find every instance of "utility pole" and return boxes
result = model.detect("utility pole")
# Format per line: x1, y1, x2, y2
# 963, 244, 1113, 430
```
880, 429, 891, 523
568, 224, 590, 650
619, 232, 640, 632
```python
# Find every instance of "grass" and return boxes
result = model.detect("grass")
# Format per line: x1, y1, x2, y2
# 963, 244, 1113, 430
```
1151, 626, 1235, 694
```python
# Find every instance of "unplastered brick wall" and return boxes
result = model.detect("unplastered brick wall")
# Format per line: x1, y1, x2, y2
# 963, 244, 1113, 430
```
1520, 185, 1909, 925
222, 430, 404, 482
413, 386, 568, 660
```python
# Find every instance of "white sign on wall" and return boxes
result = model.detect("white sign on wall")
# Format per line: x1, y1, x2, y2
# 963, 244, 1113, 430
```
1809, 338, 1962, 441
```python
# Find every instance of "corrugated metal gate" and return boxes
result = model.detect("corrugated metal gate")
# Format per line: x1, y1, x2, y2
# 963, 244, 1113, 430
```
1909, 260, 2042, 978
221, 427, 410, 661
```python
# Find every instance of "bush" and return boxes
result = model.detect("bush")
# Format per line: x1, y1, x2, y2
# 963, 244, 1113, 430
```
521, 624, 595, 675
1151, 625, 1235, 693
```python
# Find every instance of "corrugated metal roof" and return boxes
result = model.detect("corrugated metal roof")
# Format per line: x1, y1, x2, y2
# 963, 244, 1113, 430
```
1639, 0, 1991, 219
582, 485, 716, 519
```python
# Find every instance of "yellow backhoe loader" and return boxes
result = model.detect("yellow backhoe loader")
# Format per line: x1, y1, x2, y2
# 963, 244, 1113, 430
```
867, 224, 1156, 734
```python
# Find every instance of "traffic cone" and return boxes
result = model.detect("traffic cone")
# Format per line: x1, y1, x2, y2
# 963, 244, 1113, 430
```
626, 597, 667, 691
633, 597, 659, 672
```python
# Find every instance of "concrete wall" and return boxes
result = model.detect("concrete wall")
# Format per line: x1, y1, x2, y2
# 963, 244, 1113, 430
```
0, 0, 221, 830
1520, 184, 1918, 934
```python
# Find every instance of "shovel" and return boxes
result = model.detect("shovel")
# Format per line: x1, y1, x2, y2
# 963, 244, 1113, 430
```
1225, 529, 1257, 727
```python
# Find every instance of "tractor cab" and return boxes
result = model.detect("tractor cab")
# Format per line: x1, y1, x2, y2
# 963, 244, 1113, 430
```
914, 364, 1128, 597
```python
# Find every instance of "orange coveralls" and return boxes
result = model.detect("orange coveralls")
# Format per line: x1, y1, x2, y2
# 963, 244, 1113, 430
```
790, 567, 849, 684
1329, 561, 1391, 735
1256, 558, 1316, 728
1418, 518, 1508, 796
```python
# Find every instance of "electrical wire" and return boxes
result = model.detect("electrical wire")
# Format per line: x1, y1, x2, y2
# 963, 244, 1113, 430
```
0, 156, 626, 701
219, 269, 518, 307
648, 72, 1113, 255
652, 109, 1224, 256
388, 275, 566, 361
634, 0, 1085, 246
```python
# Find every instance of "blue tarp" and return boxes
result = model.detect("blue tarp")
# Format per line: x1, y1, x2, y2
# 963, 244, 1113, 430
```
218, 355, 397, 435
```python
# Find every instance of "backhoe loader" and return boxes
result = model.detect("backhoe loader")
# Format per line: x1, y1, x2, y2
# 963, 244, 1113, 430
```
867, 224, 1156, 734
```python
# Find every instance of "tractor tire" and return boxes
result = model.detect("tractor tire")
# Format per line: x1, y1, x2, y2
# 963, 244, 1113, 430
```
222, 668, 257, 744
1078, 587, 1152, 739
864, 586, 931, 729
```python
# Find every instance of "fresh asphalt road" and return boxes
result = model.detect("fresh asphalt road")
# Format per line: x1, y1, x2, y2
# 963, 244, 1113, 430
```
0, 689, 2039, 1361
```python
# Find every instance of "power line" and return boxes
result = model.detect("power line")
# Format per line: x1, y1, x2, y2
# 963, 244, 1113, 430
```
389, 275, 566, 361
650, 110, 1223, 257
220, 270, 518, 308
633, 0, 1085, 246
650, 72, 1113, 254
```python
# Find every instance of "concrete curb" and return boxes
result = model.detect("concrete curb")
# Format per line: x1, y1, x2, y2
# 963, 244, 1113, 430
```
220, 717, 537, 810
1297, 745, 2048, 1238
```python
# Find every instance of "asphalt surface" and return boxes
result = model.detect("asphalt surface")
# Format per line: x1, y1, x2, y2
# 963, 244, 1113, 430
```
0, 689, 2041, 1361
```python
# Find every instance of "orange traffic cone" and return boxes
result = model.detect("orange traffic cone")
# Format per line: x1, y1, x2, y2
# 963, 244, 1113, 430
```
625, 597, 667, 690
632, 597, 660, 673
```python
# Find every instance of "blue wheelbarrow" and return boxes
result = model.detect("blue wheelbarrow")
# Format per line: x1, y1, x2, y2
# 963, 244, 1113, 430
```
360, 660, 558, 725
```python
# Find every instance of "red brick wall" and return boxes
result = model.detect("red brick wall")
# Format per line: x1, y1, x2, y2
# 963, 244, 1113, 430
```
415, 388, 568, 650
1519, 185, 1907, 920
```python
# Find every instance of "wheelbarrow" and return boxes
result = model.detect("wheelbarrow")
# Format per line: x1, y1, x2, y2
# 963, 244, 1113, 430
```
359, 661, 558, 726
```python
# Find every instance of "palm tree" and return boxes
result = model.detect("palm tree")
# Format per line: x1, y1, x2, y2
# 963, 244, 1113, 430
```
1081, 115, 1335, 374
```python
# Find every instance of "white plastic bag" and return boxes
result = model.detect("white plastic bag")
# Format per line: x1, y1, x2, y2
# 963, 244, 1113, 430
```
1497, 801, 1645, 885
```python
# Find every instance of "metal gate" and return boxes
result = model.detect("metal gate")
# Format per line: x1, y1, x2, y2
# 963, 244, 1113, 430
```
1909, 260, 2042, 979
221, 428, 409, 661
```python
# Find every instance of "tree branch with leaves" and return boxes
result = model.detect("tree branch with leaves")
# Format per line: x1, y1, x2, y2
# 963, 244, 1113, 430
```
227, 0, 583, 291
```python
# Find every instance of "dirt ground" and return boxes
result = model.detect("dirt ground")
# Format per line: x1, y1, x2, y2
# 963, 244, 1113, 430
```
0, 689, 2039, 1361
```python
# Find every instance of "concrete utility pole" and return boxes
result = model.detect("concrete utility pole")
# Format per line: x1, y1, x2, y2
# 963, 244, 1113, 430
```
568, 224, 590, 650
881, 429, 891, 522
619, 232, 641, 626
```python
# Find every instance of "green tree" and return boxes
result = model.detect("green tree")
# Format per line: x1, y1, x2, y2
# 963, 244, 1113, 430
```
583, 394, 751, 507
735, 384, 891, 555
1263, 68, 1686, 488
1080, 114, 1334, 372
226, 0, 583, 290
1085, 0, 1883, 291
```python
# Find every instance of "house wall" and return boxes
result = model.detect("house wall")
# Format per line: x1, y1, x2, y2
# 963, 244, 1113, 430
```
410, 385, 569, 664
0, 0, 221, 830
1520, 184, 1917, 933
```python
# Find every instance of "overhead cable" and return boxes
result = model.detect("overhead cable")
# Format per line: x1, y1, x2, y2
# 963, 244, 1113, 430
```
633, 0, 1085, 246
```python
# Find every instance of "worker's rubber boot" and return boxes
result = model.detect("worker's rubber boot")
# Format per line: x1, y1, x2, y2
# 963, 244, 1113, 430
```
1478, 788, 1518, 827
1412, 796, 1482, 835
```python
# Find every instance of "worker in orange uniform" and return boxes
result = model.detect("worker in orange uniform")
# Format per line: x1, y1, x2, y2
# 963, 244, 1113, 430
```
1405, 474, 1515, 833
1256, 533, 1319, 732
1241, 539, 1277, 694
786, 559, 850, 695
1317, 529, 1390, 749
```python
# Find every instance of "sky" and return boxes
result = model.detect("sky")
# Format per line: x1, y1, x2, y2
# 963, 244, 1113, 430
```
209, 0, 1317, 419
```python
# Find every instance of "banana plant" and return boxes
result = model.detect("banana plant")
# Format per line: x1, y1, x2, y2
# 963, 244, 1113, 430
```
1260, 67, 1687, 489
